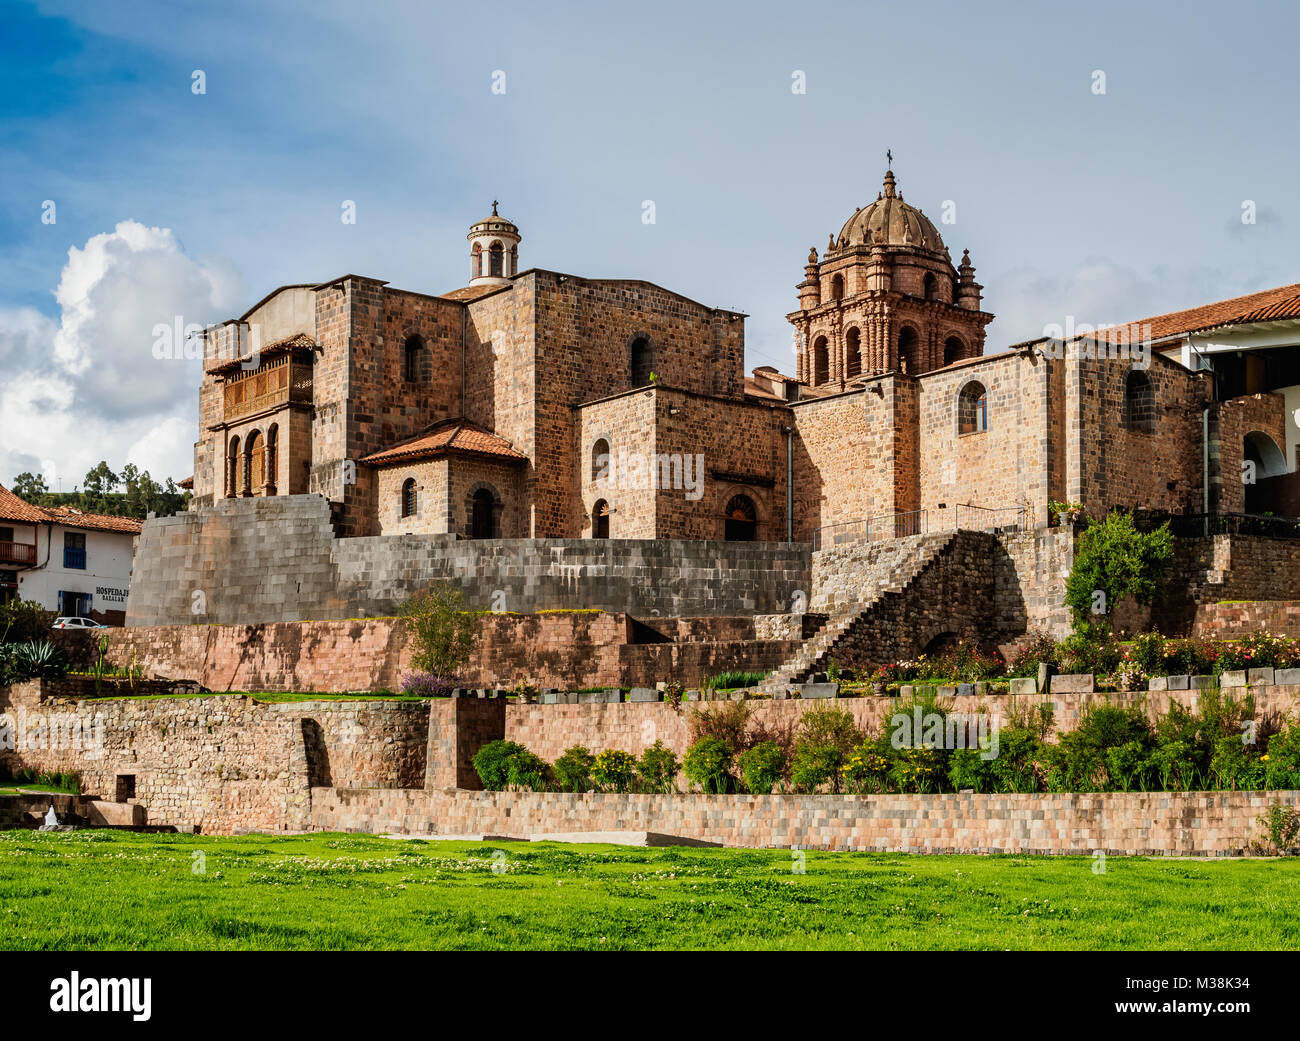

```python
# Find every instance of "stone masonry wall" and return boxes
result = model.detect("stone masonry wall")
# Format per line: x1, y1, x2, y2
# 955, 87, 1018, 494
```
127, 495, 811, 626
311, 786, 1298, 855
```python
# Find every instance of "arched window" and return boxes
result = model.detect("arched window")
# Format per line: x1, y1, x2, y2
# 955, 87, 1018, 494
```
471, 489, 496, 539
1123, 370, 1155, 434
403, 335, 423, 383
924, 272, 938, 301
630, 335, 655, 386
266, 424, 279, 493
471, 243, 482, 280
724, 494, 758, 542
592, 499, 609, 539
957, 381, 988, 434
812, 336, 829, 386
831, 273, 845, 301
227, 436, 241, 497
245, 430, 264, 493
488, 241, 504, 278
591, 438, 611, 484
401, 477, 417, 518
943, 336, 964, 367
845, 328, 862, 379
1244, 430, 1287, 479
897, 326, 921, 375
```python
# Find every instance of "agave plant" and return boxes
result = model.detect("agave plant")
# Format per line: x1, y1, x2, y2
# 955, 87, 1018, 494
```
12, 640, 69, 681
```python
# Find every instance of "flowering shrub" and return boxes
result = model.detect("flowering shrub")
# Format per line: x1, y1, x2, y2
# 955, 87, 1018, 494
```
592, 749, 637, 793
400, 671, 459, 698
737, 741, 787, 794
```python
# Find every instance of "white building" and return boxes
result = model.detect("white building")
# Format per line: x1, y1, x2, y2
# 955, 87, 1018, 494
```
0, 485, 142, 625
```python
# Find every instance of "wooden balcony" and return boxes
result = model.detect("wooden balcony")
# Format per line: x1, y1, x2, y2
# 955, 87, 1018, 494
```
0, 540, 36, 565
224, 357, 313, 421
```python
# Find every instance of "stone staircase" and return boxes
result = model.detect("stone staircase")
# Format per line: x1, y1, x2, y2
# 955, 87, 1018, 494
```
759, 532, 959, 693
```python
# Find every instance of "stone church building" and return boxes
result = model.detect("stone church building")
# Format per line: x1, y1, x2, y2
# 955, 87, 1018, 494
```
190, 172, 1300, 546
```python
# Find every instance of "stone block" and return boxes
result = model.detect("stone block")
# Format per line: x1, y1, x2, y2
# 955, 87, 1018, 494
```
956, 683, 975, 697
1008, 678, 1036, 696
1148, 676, 1167, 691
899, 684, 913, 697
1188, 675, 1216, 690
937, 685, 958, 698
1248, 667, 1276, 687
1274, 668, 1300, 686
628, 687, 659, 702
1049, 673, 1094, 693
1165, 675, 1190, 691
1221, 670, 1247, 688
799, 682, 838, 699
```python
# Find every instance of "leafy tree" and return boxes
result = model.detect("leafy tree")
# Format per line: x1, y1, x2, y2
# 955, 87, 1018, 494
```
398, 586, 480, 676
1064, 510, 1173, 632
10, 472, 48, 501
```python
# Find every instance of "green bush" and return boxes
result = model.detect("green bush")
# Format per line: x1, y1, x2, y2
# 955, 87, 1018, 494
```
1265, 724, 1300, 790
592, 749, 637, 793
0, 600, 53, 645
1064, 510, 1173, 632
552, 745, 595, 793
688, 701, 752, 752
737, 741, 787, 794
790, 742, 846, 793
398, 586, 480, 677
682, 736, 736, 794
472, 740, 550, 792
636, 741, 680, 794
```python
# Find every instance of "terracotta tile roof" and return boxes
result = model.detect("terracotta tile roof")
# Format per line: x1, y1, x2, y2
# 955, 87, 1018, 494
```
743, 376, 785, 403
208, 332, 316, 375
0, 485, 143, 534
360, 419, 528, 466
45, 507, 144, 535
440, 284, 510, 302
0, 484, 50, 524
1091, 283, 1300, 344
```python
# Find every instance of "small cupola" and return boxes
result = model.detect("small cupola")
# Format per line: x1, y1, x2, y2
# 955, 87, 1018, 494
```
467, 201, 521, 285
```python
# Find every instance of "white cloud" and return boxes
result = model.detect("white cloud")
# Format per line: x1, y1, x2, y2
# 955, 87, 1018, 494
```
988, 260, 1276, 348
0, 220, 244, 489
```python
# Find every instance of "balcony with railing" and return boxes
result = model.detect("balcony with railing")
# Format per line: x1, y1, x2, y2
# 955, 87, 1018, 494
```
223, 355, 314, 421
64, 546, 86, 569
0, 540, 36, 565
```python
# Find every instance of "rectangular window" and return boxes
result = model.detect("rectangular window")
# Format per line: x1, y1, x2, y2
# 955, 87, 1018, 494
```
0, 571, 16, 605
63, 531, 86, 570
0, 527, 13, 542
115, 775, 136, 801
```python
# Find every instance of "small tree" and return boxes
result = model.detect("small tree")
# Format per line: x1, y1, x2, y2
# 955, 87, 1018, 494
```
398, 586, 480, 676
1064, 510, 1173, 632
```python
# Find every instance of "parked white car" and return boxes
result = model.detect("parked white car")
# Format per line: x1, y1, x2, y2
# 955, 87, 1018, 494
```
51, 616, 108, 630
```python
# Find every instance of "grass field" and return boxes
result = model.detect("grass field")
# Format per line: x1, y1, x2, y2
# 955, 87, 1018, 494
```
1, 830, 1297, 950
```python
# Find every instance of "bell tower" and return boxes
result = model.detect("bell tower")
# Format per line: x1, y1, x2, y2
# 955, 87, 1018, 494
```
467, 201, 521, 286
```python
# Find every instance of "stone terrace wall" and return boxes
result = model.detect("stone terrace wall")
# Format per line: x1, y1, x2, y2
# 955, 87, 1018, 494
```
311, 787, 1298, 855
0, 682, 428, 833
127, 495, 812, 626
52, 614, 796, 692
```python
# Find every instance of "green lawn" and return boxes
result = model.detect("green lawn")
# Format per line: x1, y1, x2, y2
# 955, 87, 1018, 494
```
2, 830, 1298, 950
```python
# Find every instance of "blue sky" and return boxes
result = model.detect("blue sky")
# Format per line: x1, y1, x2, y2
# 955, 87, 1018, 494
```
2, 0, 1298, 485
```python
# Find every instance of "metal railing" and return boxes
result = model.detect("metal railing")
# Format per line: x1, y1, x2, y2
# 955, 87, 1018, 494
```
812, 503, 1028, 551
1131, 509, 1300, 540
63, 546, 86, 570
